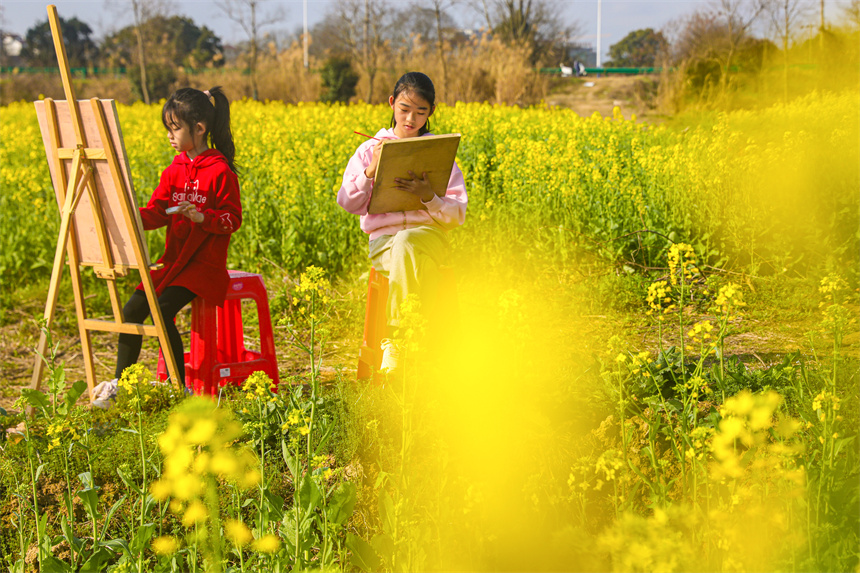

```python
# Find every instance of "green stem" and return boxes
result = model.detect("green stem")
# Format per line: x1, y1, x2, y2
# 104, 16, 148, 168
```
236, 494, 246, 573
24, 419, 43, 571
257, 398, 266, 534
204, 477, 223, 573
132, 385, 149, 573
294, 452, 302, 570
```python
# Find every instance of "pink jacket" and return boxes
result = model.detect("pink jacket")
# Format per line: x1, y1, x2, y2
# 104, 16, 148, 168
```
337, 128, 468, 240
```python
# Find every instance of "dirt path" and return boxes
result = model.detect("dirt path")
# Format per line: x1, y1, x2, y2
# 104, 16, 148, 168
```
545, 74, 663, 121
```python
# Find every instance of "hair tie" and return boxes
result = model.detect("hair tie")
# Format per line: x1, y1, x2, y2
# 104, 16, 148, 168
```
203, 90, 211, 98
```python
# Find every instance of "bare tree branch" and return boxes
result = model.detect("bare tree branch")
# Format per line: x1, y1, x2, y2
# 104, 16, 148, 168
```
214, 0, 285, 100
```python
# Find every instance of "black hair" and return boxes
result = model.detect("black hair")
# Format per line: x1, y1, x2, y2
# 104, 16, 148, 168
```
162, 86, 238, 174
390, 72, 436, 136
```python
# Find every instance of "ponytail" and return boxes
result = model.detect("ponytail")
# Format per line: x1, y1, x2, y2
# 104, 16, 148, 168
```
162, 85, 239, 174
206, 86, 238, 174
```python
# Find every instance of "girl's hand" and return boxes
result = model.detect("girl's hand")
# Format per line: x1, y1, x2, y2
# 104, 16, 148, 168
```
394, 171, 434, 202
364, 140, 385, 179
177, 201, 204, 223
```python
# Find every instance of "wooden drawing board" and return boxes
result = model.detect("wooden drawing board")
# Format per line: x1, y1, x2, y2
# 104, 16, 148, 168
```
34, 99, 151, 269
368, 133, 460, 214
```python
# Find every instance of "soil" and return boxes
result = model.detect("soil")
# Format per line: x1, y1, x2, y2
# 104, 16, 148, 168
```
4, 269, 856, 419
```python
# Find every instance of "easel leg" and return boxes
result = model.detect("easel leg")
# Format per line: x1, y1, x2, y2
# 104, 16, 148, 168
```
31, 161, 92, 395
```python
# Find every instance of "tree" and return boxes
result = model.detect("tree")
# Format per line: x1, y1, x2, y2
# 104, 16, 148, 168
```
843, 0, 860, 29
214, 0, 284, 100
23, 16, 98, 68
668, 0, 767, 96
764, 0, 814, 99
102, 15, 224, 101
474, 0, 580, 65
402, 1, 459, 101
316, 0, 393, 102
709, 0, 768, 92
320, 56, 359, 102
607, 28, 668, 68
103, 0, 174, 104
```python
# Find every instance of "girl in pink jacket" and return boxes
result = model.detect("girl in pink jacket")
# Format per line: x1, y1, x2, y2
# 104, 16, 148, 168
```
337, 72, 467, 371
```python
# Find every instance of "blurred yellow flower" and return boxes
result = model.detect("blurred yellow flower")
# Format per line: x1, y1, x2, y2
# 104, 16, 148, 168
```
225, 519, 253, 547
182, 500, 209, 527
252, 534, 282, 554
152, 535, 179, 555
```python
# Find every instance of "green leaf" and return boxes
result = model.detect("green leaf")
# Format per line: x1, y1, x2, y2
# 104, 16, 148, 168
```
299, 474, 322, 514
102, 496, 128, 543
79, 547, 114, 573
313, 419, 336, 456
130, 523, 156, 554
377, 489, 395, 537
40, 556, 72, 573
280, 514, 297, 552
50, 364, 66, 396
100, 538, 131, 556
347, 533, 380, 572
326, 482, 357, 526
263, 490, 285, 522
142, 494, 159, 516
35, 463, 46, 485
832, 436, 856, 457
116, 466, 142, 495
22, 388, 50, 413
77, 487, 100, 523
281, 440, 298, 479
60, 515, 85, 554
64, 379, 88, 412
371, 533, 394, 561
78, 471, 95, 490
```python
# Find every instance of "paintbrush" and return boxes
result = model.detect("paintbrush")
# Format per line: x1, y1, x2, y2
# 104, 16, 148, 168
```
353, 130, 381, 141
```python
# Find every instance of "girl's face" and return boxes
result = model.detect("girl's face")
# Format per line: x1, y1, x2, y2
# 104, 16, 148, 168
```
165, 114, 207, 157
389, 90, 434, 138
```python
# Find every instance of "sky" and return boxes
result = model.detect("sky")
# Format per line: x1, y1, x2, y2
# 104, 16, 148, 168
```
1, 0, 851, 61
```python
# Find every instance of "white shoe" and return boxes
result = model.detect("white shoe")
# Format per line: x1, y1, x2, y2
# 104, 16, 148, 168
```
91, 378, 118, 409
380, 339, 400, 373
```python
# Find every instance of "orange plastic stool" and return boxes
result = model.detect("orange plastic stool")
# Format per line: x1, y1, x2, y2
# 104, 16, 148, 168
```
157, 270, 280, 395
356, 266, 457, 379
357, 268, 390, 379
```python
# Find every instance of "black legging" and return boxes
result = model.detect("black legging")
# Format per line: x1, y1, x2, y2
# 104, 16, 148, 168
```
116, 286, 197, 386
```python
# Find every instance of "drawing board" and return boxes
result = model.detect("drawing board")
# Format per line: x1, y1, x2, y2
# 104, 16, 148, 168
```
368, 133, 460, 214
34, 99, 151, 269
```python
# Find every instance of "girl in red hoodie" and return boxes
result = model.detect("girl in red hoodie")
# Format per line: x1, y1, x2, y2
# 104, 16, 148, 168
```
113, 86, 241, 392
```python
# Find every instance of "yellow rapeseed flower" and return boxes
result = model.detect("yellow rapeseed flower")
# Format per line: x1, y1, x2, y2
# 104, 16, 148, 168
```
225, 519, 253, 547
182, 500, 209, 527
152, 535, 179, 555
252, 534, 282, 554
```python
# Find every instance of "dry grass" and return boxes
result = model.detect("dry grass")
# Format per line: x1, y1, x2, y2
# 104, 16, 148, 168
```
1, 35, 547, 107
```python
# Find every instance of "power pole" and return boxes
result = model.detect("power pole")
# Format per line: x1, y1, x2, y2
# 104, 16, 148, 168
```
596, 0, 602, 68
303, 0, 308, 69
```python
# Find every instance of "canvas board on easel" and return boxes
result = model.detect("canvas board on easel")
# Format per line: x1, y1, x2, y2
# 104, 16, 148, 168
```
368, 133, 461, 214
34, 99, 151, 268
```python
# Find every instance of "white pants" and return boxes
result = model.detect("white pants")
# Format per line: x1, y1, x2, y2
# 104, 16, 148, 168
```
368, 225, 449, 328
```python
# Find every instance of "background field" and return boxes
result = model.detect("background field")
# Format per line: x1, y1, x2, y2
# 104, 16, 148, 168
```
0, 89, 858, 571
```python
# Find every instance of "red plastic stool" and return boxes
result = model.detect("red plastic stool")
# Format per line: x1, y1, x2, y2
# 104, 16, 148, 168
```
158, 270, 280, 395
356, 266, 457, 379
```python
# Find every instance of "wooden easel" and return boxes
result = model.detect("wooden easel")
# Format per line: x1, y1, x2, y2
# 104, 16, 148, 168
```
30, 4, 182, 396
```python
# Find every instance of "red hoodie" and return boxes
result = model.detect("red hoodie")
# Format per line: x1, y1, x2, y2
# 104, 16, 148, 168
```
136, 148, 242, 305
